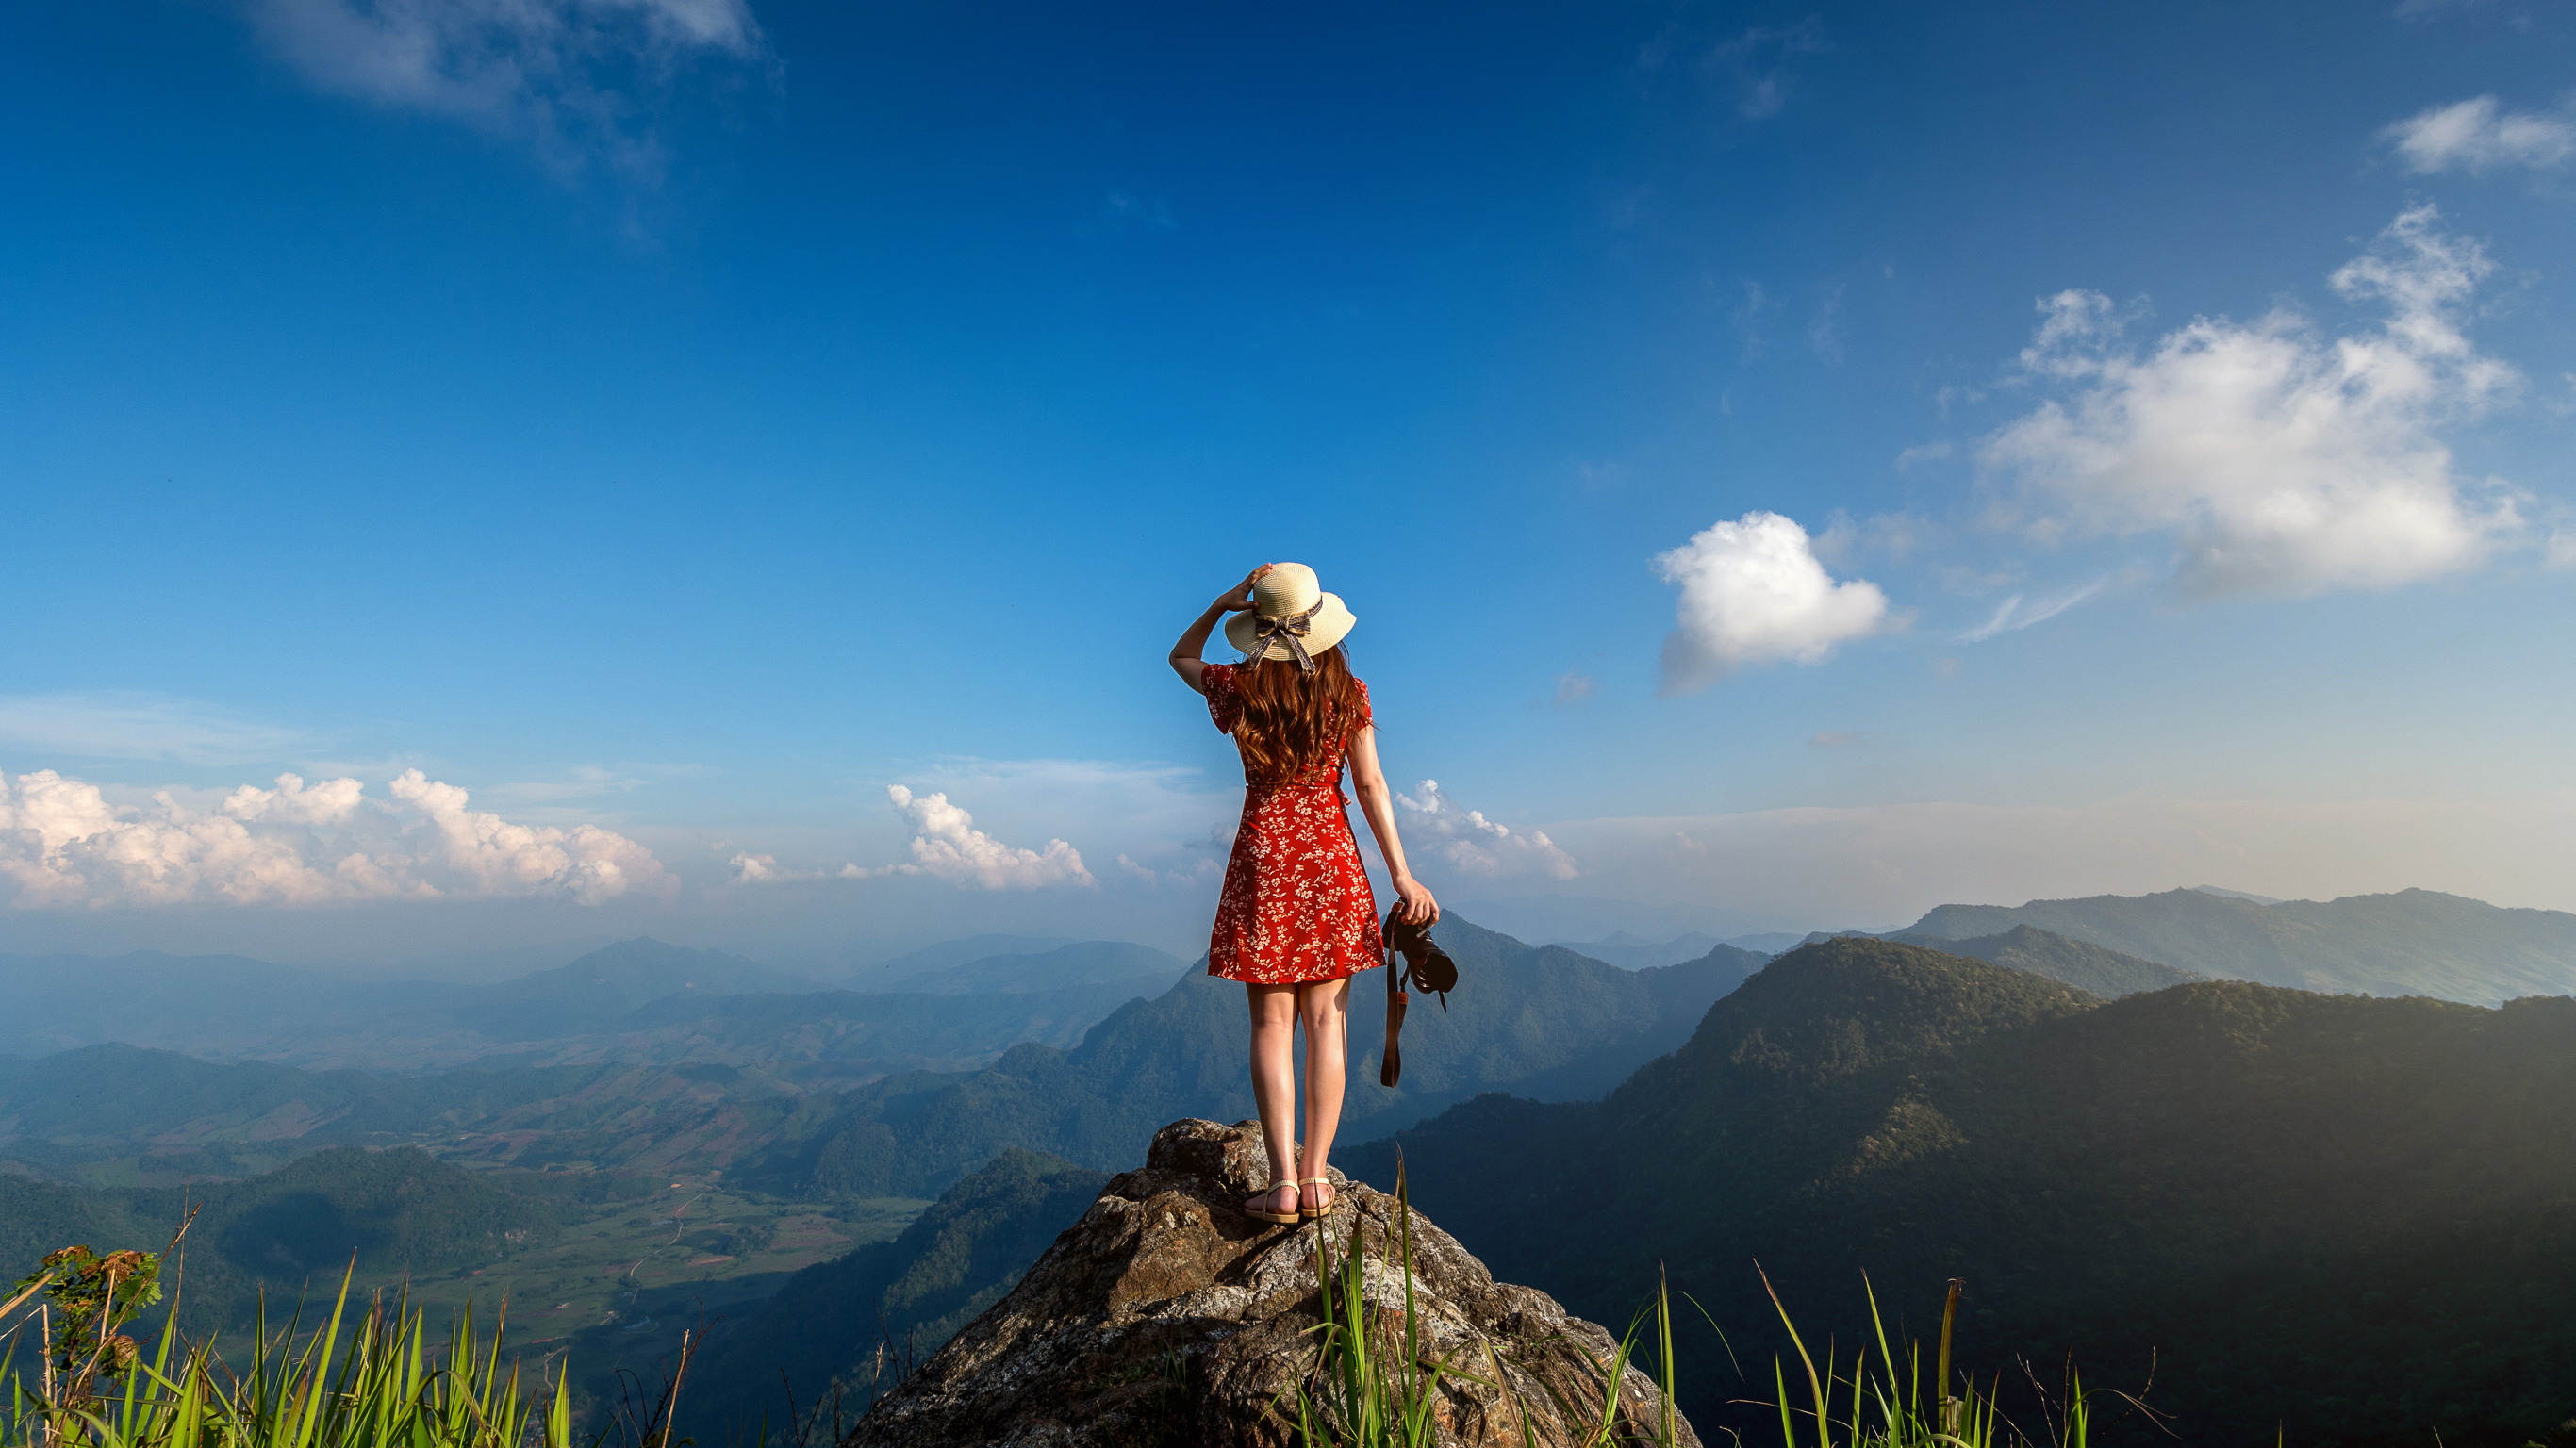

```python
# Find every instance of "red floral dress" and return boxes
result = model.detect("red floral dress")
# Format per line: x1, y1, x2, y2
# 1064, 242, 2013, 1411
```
1203, 664, 1385, 984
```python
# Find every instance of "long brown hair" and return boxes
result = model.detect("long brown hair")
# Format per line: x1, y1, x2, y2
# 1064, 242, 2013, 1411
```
1233, 646, 1365, 783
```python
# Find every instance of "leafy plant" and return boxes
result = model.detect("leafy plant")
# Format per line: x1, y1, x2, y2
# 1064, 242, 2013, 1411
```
5, 1242, 168, 1421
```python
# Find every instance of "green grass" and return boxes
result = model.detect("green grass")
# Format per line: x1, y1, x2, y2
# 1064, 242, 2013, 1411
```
5, 1244, 583, 1448
1282, 1164, 2142, 1448
1759, 1272, 2150, 1448
1291, 1162, 1693, 1448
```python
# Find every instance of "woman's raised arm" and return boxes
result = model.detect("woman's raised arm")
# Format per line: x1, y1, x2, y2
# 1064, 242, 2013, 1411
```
1346, 725, 1439, 924
1167, 565, 1271, 695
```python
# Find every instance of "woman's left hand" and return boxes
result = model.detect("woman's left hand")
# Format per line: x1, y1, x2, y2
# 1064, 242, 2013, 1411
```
1392, 874, 1440, 925
1215, 564, 1273, 613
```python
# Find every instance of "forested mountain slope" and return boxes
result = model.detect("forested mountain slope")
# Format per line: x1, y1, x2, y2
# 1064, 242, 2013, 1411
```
1887, 923, 2200, 996
1354, 938, 2576, 1448
747, 919, 1761, 1198
665, 1149, 1111, 1441
1, 1145, 564, 1332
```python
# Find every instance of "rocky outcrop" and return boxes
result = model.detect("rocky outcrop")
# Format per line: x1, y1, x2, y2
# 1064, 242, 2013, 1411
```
841, 1118, 1698, 1448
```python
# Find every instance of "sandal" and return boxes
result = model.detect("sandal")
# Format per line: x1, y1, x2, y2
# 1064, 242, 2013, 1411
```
1299, 1176, 1336, 1221
1241, 1180, 1300, 1226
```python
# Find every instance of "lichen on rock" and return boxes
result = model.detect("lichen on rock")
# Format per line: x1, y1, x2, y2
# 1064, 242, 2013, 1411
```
841, 1117, 1699, 1448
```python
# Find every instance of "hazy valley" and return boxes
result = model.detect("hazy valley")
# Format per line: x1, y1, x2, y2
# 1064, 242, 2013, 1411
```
6, 885, 2575, 1446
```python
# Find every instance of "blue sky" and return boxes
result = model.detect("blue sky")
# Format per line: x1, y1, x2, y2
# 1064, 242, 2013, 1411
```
3, 0, 2570, 963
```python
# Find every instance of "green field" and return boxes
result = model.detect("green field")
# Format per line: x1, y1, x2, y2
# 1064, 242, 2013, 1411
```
369, 1173, 930, 1349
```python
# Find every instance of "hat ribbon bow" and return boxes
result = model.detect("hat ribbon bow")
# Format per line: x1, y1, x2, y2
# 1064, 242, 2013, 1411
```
1246, 599, 1326, 672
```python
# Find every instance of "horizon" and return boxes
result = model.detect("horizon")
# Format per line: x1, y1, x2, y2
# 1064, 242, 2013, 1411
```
5, 0, 2572, 963
0, 879, 2537, 980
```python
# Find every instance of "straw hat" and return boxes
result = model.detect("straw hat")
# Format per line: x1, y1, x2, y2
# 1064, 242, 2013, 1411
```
1223, 562, 1357, 669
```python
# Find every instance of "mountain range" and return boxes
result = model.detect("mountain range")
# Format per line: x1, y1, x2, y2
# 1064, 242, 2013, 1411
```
737, 920, 1770, 1199
0, 937, 1176, 1083
1353, 937, 2576, 1447
1883, 923, 2198, 996
12, 886, 2576, 1448
0, 919, 1754, 1196
1899, 886, 2576, 1003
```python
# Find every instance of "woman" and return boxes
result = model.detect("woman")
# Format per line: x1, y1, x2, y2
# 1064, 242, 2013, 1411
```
1168, 562, 1440, 1226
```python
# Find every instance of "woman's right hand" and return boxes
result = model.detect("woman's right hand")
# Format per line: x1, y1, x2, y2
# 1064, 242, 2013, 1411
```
1392, 873, 1440, 925
1216, 564, 1273, 613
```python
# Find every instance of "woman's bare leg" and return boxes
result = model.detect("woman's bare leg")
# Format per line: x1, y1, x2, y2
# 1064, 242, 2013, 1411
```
1246, 982, 1301, 1214
1296, 977, 1350, 1209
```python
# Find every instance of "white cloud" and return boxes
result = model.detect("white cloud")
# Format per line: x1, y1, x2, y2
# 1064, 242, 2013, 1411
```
0, 768, 669, 909
1652, 511, 1894, 694
1706, 19, 1826, 121
0, 693, 313, 765
1550, 673, 1596, 708
1732, 280, 1775, 360
729, 850, 794, 882
1979, 206, 2525, 599
2382, 95, 2576, 175
239, 0, 763, 177
2547, 532, 2576, 569
1957, 576, 2108, 642
1808, 281, 1845, 363
1395, 781, 1577, 880
848, 785, 1095, 891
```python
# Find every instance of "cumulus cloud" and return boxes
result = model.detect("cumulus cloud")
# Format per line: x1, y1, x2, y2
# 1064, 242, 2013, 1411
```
0, 768, 669, 909
1979, 206, 2524, 599
728, 851, 794, 882
1651, 511, 1894, 694
239, 0, 763, 176
2383, 95, 2576, 175
846, 785, 1095, 891
1395, 781, 1577, 880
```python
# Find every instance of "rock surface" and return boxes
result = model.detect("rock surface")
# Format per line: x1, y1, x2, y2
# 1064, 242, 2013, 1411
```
841, 1117, 1699, 1448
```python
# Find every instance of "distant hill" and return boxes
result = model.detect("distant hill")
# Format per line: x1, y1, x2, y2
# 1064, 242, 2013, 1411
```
0, 937, 1164, 1081
0, 1044, 612, 1180
1353, 937, 2576, 1446
841, 934, 1076, 986
742, 919, 1763, 1199
2, 1144, 562, 1333
615, 979, 1171, 1085
1720, 931, 1808, 955
1904, 886, 2576, 1003
867, 941, 1184, 996
0, 950, 456, 1058
449, 938, 824, 1040
1885, 924, 2199, 996
1443, 894, 1801, 948
666, 1148, 1109, 1441
1545, 931, 1727, 970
